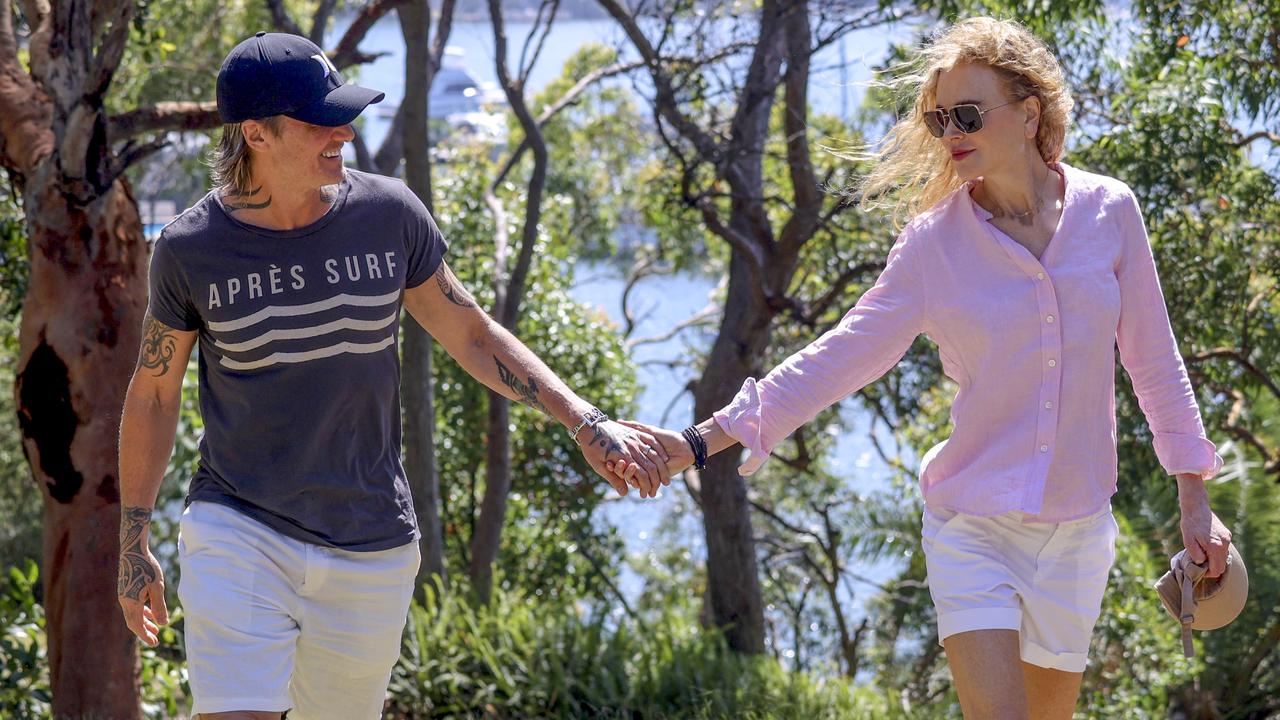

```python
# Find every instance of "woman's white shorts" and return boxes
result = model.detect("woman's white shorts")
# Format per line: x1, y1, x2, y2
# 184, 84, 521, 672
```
177, 500, 420, 718
921, 502, 1118, 672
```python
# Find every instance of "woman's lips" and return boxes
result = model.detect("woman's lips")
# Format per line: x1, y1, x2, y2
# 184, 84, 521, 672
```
951, 148, 974, 161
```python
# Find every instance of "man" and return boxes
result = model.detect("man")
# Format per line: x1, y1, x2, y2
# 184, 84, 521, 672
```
116, 32, 669, 720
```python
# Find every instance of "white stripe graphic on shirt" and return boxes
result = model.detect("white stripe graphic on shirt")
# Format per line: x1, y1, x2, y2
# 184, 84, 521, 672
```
213, 311, 399, 353
219, 336, 396, 371
207, 289, 401, 333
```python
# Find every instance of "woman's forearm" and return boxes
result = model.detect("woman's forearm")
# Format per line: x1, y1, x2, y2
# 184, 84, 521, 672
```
695, 416, 740, 459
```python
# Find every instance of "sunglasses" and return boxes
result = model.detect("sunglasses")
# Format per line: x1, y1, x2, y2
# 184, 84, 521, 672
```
922, 100, 1018, 138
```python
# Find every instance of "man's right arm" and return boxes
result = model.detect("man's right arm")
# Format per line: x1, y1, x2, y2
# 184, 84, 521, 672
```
117, 312, 197, 646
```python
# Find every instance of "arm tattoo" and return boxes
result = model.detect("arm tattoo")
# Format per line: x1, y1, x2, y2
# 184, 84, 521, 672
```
493, 356, 550, 414
139, 313, 177, 377
222, 185, 271, 212
436, 268, 477, 308
117, 506, 156, 602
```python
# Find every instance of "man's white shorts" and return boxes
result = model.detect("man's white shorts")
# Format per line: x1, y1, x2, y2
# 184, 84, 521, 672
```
177, 500, 420, 718
921, 502, 1118, 672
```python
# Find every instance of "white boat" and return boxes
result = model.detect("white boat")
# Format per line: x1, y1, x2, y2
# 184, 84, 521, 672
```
377, 47, 507, 142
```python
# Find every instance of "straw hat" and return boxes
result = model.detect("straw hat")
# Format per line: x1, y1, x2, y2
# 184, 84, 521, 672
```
1154, 543, 1249, 657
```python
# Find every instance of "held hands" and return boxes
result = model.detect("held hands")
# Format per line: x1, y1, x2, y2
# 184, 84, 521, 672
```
576, 419, 673, 499
606, 421, 696, 486
1177, 474, 1233, 578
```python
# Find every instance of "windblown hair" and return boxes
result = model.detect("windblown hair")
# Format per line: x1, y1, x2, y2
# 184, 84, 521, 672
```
207, 116, 284, 194
855, 17, 1074, 229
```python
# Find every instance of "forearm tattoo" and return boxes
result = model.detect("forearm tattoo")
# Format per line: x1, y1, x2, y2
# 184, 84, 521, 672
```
436, 267, 476, 308
117, 506, 156, 602
222, 185, 271, 212
494, 356, 550, 414
139, 313, 177, 377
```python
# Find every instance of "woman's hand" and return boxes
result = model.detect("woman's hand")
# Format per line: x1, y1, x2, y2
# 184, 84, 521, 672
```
1177, 473, 1233, 578
607, 420, 696, 487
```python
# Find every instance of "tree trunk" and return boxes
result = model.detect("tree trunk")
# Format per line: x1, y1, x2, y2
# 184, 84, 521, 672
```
470, 392, 511, 602
398, 0, 448, 597
17, 174, 148, 720
692, 253, 775, 654
467, 0, 551, 605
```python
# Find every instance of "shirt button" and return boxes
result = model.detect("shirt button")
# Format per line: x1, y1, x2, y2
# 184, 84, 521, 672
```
1044, 401, 1053, 409
1040, 444, 1049, 452
1036, 272, 1046, 280
1048, 359, 1057, 367
1046, 314, 1055, 323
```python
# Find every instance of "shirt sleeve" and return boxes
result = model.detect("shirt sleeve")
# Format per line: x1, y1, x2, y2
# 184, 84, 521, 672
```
713, 232, 927, 476
147, 235, 201, 331
402, 184, 449, 289
1113, 188, 1222, 480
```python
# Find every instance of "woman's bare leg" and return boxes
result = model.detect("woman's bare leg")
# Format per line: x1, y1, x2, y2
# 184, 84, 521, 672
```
1021, 662, 1084, 720
943, 629, 1029, 720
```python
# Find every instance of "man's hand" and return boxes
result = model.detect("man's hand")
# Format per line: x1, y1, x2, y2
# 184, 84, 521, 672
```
607, 421, 696, 482
577, 420, 671, 498
1177, 473, 1233, 578
117, 506, 168, 647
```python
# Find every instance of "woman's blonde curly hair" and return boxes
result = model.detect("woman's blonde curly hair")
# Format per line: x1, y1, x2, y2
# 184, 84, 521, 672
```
857, 17, 1074, 229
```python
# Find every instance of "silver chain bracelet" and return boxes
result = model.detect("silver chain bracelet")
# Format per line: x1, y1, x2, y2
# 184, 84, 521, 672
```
569, 407, 609, 442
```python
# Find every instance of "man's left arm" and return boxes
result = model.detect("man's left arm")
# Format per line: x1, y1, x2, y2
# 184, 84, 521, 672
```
404, 261, 669, 497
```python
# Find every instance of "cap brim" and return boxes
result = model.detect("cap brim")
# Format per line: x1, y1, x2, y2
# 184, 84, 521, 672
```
287, 83, 385, 126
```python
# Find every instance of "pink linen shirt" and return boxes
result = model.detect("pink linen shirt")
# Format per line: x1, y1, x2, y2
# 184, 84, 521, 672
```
713, 162, 1222, 522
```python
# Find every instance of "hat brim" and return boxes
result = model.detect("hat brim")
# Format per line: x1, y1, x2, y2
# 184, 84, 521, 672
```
286, 83, 385, 126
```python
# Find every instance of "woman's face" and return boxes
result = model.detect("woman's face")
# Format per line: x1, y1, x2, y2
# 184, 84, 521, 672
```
930, 62, 1039, 182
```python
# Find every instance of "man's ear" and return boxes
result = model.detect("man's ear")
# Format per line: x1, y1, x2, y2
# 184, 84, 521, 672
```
241, 119, 274, 152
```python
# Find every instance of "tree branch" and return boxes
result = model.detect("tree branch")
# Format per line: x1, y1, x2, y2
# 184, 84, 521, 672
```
84, 0, 133, 100
491, 57, 645, 190
0, 1, 54, 176
1234, 129, 1280, 148
107, 101, 220, 142
488, 0, 550, 329
310, 0, 340, 43
329, 0, 410, 71
266, 0, 304, 36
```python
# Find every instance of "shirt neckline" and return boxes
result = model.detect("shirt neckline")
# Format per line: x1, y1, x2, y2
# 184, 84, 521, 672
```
212, 174, 352, 239
967, 161, 1072, 266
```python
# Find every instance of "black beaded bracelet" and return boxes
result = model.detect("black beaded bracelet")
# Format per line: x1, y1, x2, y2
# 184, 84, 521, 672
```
682, 426, 708, 470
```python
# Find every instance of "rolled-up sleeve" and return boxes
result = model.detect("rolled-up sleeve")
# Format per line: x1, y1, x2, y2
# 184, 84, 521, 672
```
1114, 189, 1222, 480
714, 232, 927, 475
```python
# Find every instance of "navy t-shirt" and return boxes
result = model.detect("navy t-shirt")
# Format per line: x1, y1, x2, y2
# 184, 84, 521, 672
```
148, 170, 447, 550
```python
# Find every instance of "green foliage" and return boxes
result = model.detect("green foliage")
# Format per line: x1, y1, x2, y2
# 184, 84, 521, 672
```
1082, 513, 1198, 719
0, 560, 48, 719
429, 146, 641, 602
387, 579, 891, 719
0, 188, 37, 578
0, 561, 189, 720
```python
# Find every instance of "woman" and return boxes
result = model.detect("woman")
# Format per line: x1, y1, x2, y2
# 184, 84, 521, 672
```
611, 16, 1233, 720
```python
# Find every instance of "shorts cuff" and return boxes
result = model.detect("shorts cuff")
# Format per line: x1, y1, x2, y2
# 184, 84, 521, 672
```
192, 696, 292, 716
1020, 638, 1088, 672
936, 606, 1021, 646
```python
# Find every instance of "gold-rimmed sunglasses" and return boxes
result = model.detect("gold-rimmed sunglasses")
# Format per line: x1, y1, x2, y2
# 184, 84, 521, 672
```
923, 100, 1018, 138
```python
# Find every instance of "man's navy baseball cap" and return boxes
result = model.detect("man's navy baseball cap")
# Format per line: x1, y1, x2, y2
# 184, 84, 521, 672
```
217, 32, 384, 126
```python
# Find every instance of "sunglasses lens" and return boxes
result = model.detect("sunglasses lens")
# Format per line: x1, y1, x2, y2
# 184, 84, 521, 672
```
953, 105, 983, 133
923, 110, 946, 138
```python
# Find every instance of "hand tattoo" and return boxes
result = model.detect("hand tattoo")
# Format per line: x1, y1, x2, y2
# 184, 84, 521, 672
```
139, 313, 177, 377
222, 185, 271, 212
588, 422, 625, 460
494, 356, 550, 414
117, 506, 156, 602
436, 267, 476, 308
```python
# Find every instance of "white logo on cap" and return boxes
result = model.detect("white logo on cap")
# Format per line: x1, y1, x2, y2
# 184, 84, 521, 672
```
311, 53, 338, 79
